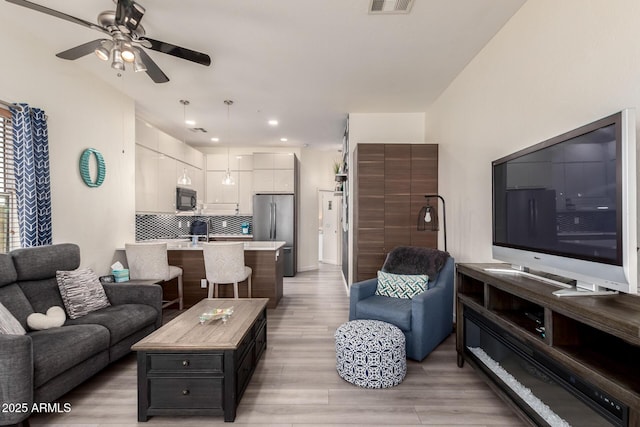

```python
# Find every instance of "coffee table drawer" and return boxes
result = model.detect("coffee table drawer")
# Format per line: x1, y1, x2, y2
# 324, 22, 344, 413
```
149, 377, 223, 409
148, 354, 223, 373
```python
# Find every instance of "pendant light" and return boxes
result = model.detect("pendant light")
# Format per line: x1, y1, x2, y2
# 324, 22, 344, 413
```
221, 100, 235, 186
177, 99, 192, 186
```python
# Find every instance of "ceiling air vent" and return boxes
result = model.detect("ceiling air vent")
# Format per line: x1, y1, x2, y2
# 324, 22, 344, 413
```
190, 127, 207, 133
369, 0, 414, 14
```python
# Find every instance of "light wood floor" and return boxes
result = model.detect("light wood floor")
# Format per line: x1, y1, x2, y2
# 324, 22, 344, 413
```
30, 264, 524, 426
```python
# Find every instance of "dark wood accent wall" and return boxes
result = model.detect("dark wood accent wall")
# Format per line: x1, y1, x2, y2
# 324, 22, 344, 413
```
353, 143, 438, 283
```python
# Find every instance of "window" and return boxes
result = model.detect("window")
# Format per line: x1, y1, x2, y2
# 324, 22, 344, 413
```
0, 107, 18, 253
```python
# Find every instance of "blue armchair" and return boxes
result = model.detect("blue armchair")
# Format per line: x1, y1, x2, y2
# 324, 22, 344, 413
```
349, 246, 454, 361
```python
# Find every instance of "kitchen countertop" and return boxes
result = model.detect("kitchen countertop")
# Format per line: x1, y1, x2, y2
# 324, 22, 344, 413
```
126, 240, 286, 251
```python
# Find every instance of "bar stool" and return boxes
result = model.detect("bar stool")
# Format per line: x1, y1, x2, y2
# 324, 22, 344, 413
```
202, 242, 252, 299
125, 242, 184, 310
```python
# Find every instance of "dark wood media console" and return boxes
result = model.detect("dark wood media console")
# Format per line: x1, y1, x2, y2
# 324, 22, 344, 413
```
456, 263, 640, 426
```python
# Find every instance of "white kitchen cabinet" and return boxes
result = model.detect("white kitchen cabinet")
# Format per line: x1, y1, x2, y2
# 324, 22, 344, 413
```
136, 146, 180, 213
252, 169, 275, 193
135, 118, 159, 151
252, 153, 274, 169
207, 152, 252, 171
235, 154, 253, 171
274, 152, 295, 169
206, 153, 228, 171
135, 145, 158, 212
238, 171, 253, 214
158, 133, 184, 161
206, 171, 239, 204
185, 145, 205, 169
253, 152, 295, 169
157, 155, 177, 212
252, 153, 296, 192
274, 169, 295, 192
135, 120, 206, 213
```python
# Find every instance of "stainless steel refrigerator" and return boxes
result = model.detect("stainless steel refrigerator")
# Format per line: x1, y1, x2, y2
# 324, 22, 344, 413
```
253, 193, 296, 276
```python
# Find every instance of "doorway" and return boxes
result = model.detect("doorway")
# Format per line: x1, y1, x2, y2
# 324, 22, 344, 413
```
318, 190, 342, 265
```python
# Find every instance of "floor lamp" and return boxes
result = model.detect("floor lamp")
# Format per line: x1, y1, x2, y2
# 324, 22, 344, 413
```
417, 194, 447, 252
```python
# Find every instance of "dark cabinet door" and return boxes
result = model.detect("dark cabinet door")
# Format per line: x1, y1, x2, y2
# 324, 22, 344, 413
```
354, 143, 439, 283
355, 144, 385, 281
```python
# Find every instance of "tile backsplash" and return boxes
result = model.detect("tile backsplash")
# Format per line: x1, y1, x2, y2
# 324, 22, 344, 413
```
136, 214, 252, 241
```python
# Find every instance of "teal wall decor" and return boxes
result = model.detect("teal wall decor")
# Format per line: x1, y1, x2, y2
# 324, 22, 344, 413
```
79, 148, 106, 187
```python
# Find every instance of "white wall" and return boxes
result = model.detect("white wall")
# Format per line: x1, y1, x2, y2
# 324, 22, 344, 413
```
346, 112, 426, 283
426, 0, 640, 263
0, 15, 135, 274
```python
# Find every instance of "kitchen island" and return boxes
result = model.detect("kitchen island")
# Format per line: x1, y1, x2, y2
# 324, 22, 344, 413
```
168, 241, 284, 309
121, 241, 285, 309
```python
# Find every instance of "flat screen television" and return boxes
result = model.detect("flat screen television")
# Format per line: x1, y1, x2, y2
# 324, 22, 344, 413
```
492, 109, 637, 295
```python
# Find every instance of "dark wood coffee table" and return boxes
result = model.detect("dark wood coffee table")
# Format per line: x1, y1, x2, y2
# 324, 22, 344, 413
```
132, 298, 268, 422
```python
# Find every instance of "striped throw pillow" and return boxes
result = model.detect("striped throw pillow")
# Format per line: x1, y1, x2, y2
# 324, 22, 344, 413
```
375, 271, 429, 299
57, 268, 111, 319
0, 301, 26, 335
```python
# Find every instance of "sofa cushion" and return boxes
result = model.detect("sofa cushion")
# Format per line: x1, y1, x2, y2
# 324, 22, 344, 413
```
11, 243, 80, 282
375, 271, 428, 299
0, 301, 26, 335
27, 306, 66, 331
0, 253, 17, 287
57, 268, 111, 319
31, 324, 110, 388
355, 295, 412, 331
18, 277, 66, 316
0, 283, 34, 330
65, 304, 158, 345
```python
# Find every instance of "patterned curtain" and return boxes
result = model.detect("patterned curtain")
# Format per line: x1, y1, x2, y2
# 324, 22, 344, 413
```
10, 104, 51, 247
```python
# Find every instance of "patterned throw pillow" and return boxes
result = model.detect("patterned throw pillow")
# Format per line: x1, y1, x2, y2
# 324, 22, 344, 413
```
0, 301, 26, 335
56, 268, 111, 319
375, 271, 429, 299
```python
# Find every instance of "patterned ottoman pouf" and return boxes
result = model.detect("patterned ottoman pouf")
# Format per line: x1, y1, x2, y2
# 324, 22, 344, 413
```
334, 319, 406, 388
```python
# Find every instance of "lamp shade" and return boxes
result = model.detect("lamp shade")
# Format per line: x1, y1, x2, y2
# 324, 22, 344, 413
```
133, 48, 147, 72
178, 168, 191, 186
221, 171, 235, 185
111, 44, 125, 70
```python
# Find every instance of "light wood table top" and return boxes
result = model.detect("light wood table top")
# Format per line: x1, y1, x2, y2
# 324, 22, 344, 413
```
131, 298, 268, 352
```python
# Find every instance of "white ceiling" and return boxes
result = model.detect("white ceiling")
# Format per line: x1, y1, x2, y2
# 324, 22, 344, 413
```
4, 0, 525, 151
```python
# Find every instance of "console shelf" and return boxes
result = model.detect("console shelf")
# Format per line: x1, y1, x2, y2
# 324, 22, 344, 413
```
457, 263, 640, 426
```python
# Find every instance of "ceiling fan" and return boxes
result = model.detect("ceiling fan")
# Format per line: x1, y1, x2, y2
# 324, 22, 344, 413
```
5, 0, 211, 83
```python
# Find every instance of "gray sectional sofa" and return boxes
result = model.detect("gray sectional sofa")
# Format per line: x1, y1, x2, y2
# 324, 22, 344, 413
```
0, 243, 163, 426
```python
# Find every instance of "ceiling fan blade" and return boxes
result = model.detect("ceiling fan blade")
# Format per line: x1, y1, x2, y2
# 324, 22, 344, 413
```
136, 48, 169, 83
139, 37, 211, 67
115, 0, 145, 33
56, 39, 107, 60
5, 0, 110, 36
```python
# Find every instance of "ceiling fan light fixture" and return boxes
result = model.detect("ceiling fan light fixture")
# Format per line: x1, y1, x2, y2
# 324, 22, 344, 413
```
111, 44, 125, 71
94, 39, 113, 61
132, 48, 147, 72
121, 42, 136, 63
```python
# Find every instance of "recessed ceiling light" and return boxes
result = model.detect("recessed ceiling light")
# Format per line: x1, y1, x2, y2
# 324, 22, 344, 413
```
280, 138, 288, 142
268, 119, 278, 126
185, 120, 196, 126
210, 137, 219, 142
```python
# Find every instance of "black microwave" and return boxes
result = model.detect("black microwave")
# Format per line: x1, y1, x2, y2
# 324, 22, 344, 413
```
176, 187, 197, 211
